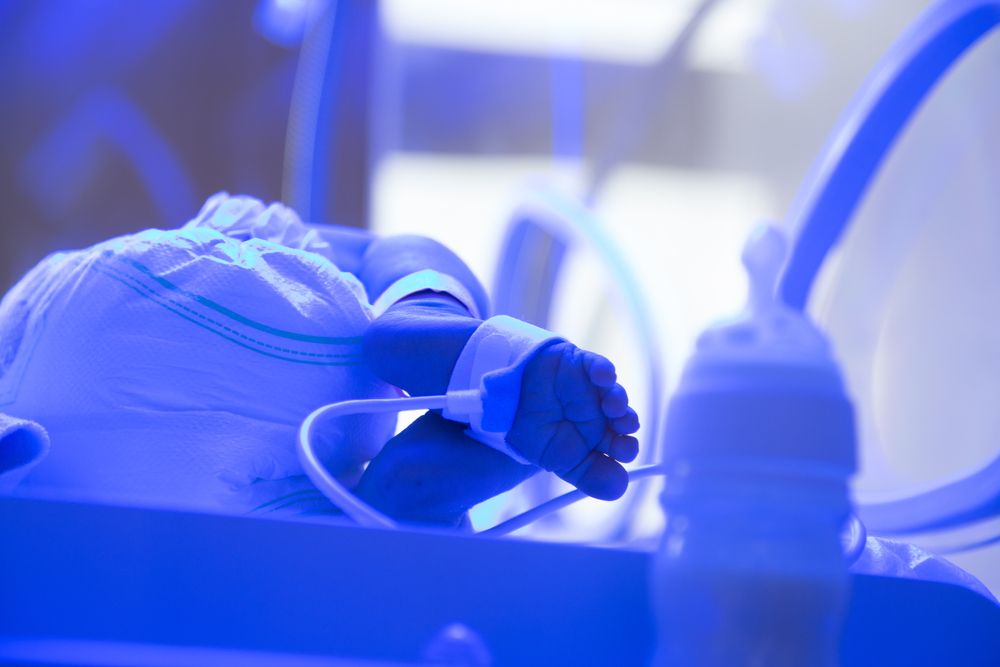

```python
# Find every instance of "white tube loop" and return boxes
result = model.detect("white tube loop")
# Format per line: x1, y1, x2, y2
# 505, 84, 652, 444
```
297, 395, 449, 529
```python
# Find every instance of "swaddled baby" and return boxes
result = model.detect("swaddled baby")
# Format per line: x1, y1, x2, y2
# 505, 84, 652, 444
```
0, 193, 640, 520
0, 194, 993, 602
0, 195, 398, 512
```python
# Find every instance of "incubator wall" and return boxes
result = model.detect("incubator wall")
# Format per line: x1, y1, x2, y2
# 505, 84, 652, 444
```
807, 17, 1000, 594
2, 0, 999, 604
368, 0, 1000, 594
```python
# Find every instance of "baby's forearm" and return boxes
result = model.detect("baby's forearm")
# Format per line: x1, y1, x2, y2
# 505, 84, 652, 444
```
363, 295, 480, 396
357, 234, 490, 396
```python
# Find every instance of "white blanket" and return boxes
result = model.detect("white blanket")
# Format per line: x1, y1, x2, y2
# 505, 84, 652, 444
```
0, 194, 395, 513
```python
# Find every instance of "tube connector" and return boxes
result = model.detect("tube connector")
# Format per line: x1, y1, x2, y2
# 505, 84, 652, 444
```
445, 389, 485, 424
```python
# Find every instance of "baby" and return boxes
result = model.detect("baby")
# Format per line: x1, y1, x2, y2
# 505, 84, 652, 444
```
0, 193, 638, 526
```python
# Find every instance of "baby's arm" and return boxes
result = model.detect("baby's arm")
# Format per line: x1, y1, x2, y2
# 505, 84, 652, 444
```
355, 234, 485, 396
356, 235, 639, 509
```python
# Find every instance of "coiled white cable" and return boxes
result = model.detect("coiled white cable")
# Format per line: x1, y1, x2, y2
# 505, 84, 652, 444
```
297, 395, 867, 562
482, 464, 666, 536
298, 395, 448, 529
297, 391, 645, 534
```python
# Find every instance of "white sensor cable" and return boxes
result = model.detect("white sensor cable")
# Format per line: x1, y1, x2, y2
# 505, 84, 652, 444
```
297, 392, 478, 529
297, 390, 634, 532
298, 395, 867, 563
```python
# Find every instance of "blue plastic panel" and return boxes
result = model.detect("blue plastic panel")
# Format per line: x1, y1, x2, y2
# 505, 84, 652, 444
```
2, 496, 998, 665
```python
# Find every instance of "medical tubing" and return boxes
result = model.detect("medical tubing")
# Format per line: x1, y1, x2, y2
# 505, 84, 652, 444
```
298, 394, 656, 535
778, 0, 1000, 310
298, 395, 869, 560
935, 530, 1000, 556
283, 0, 338, 220
482, 464, 666, 536
859, 454, 1000, 534
298, 395, 450, 529
482, 465, 869, 564
776, 0, 1000, 535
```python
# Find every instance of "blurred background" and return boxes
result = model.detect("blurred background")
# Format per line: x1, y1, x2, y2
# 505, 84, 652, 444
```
1, 0, 999, 592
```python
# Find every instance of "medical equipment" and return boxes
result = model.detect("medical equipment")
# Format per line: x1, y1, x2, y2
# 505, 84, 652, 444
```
296, 224, 870, 580
284, 0, 375, 225
299, 390, 664, 536
286, 0, 725, 538
298, 390, 870, 551
777, 0, 1000, 541
6, 492, 999, 666
441, 315, 564, 464
297, 309, 622, 532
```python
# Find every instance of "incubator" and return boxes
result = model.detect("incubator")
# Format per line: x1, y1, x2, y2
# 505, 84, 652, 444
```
4, 0, 1000, 664
778, 0, 1000, 556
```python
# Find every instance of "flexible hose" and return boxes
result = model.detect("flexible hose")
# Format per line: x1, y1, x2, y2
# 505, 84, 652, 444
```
779, 0, 1000, 309
482, 464, 666, 536
299, 396, 868, 563
776, 0, 1000, 538
297, 395, 449, 529
299, 393, 653, 535
484, 462, 868, 566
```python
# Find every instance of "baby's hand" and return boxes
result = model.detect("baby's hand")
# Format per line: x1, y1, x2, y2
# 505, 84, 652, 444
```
505, 342, 639, 500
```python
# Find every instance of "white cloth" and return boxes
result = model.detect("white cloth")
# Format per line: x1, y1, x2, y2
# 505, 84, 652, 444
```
853, 537, 997, 603
371, 269, 482, 319
0, 193, 396, 513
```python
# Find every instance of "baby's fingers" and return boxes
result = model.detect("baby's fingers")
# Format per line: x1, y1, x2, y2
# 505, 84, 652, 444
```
595, 430, 639, 464
560, 450, 628, 500
609, 434, 639, 463
611, 407, 639, 435
584, 353, 617, 389
601, 384, 629, 419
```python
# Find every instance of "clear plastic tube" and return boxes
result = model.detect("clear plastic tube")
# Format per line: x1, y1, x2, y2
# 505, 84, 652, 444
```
482, 464, 666, 536
297, 395, 449, 529
779, 0, 1000, 310
299, 396, 869, 564
777, 0, 1000, 536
